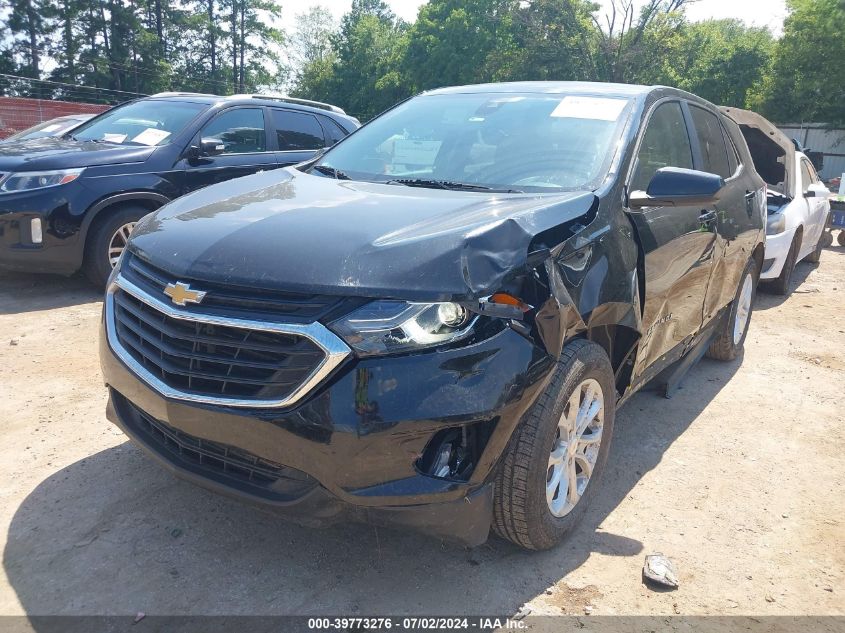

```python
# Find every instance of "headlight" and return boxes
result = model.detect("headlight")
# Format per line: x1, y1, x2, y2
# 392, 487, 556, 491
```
766, 212, 786, 235
329, 300, 474, 356
0, 168, 84, 193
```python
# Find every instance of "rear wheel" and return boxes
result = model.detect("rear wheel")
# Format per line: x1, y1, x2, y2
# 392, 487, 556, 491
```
492, 339, 615, 550
838, 231, 845, 247
707, 257, 758, 361
805, 229, 824, 263
82, 205, 148, 287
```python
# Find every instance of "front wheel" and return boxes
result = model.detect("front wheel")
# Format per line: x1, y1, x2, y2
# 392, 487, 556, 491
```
82, 206, 148, 287
492, 339, 615, 550
706, 257, 758, 361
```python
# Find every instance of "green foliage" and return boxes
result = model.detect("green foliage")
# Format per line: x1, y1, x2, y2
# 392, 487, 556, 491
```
753, 0, 845, 124
631, 18, 774, 107
0, 0, 841, 129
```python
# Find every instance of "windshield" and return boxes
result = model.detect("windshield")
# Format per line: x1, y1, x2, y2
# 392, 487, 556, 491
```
5, 117, 88, 142
71, 100, 207, 146
315, 92, 633, 192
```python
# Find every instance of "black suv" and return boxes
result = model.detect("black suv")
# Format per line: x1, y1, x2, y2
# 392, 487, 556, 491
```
0, 93, 358, 285
100, 82, 765, 550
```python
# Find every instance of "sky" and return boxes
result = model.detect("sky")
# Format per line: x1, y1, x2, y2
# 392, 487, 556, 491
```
280, 0, 790, 35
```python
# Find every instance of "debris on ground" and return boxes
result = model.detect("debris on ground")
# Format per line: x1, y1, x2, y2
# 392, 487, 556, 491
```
765, 594, 776, 603
642, 553, 679, 589
133, 612, 145, 624
513, 606, 531, 621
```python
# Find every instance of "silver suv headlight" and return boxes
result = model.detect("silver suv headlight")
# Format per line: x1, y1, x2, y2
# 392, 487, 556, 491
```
0, 168, 85, 193
329, 300, 474, 356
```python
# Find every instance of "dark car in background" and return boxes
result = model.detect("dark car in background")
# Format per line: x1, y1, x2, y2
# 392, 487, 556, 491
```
0, 113, 96, 143
101, 82, 765, 550
0, 93, 359, 285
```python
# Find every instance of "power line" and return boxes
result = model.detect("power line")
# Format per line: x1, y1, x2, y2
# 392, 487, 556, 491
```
0, 73, 146, 97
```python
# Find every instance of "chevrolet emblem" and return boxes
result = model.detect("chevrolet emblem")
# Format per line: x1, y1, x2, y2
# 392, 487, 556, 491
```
163, 281, 206, 306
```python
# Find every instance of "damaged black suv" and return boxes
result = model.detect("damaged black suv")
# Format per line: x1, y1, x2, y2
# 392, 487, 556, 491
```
100, 82, 765, 550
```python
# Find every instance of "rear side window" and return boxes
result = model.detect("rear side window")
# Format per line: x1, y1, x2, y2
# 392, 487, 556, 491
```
319, 116, 349, 146
689, 105, 732, 178
801, 160, 816, 192
272, 110, 325, 151
202, 108, 266, 153
631, 101, 693, 192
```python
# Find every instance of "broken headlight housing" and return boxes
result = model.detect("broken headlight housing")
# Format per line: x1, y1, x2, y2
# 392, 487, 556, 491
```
766, 212, 786, 235
329, 300, 474, 356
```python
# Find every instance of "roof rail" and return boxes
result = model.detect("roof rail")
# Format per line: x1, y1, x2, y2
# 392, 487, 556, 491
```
228, 93, 346, 115
150, 91, 217, 98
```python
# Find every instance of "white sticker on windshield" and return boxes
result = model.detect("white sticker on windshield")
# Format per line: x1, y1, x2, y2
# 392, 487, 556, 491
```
102, 133, 127, 143
132, 128, 171, 146
41, 123, 62, 133
392, 139, 442, 166
550, 96, 627, 121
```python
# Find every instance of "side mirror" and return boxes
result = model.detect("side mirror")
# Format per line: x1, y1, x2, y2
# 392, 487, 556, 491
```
200, 137, 225, 157
629, 167, 724, 209
806, 182, 830, 198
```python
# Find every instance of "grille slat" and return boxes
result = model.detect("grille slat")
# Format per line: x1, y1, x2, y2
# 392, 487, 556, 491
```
121, 398, 317, 500
112, 288, 327, 401
115, 313, 319, 372
124, 253, 342, 321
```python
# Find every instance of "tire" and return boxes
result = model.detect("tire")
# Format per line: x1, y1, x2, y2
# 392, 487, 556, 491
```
765, 233, 798, 296
822, 230, 834, 248
838, 231, 845, 247
706, 257, 758, 361
492, 339, 615, 551
82, 205, 148, 287
804, 229, 824, 263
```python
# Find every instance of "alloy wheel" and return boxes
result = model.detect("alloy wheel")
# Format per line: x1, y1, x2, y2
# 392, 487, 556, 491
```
546, 378, 604, 518
108, 222, 136, 268
733, 272, 753, 344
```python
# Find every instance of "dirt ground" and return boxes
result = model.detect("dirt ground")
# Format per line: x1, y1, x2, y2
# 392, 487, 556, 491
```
0, 243, 843, 619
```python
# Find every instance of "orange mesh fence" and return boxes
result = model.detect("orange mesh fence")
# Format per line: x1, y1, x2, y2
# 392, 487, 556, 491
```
0, 97, 110, 139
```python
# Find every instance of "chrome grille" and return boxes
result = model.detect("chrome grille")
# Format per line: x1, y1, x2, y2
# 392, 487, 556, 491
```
106, 275, 350, 408
123, 253, 346, 322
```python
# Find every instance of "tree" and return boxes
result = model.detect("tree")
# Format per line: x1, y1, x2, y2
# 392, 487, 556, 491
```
403, 0, 519, 91
591, 0, 692, 82
5, 0, 55, 83
630, 18, 773, 107
289, 5, 337, 102
501, 0, 599, 82
753, 0, 845, 125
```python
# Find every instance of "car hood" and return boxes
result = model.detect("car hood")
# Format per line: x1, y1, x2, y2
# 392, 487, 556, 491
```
720, 106, 796, 197
128, 168, 597, 301
0, 137, 155, 171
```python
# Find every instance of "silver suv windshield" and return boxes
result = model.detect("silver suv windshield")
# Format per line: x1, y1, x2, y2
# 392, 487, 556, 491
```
71, 100, 207, 147
315, 92, 633, 192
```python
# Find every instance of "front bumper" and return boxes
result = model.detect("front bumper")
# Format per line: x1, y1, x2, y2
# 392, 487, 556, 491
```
760, 227, 797, 280
100, 317, 553, 545
0, 187, 87, 274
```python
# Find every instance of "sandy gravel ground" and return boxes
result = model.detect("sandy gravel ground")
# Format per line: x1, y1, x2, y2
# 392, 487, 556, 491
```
0, 244, 843, 619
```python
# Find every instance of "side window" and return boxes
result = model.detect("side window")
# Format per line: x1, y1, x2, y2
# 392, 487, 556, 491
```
631, 101, 693, 192
723, 128, 739, 175
272, 110, 325, 151
201, 108, 266, 154
689, 105, 731, 178
318, 116, 349, 146
800, 160, 815, 192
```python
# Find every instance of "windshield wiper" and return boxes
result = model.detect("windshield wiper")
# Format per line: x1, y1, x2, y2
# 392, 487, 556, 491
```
311, 164, 350, 180
386, 178, 522, 193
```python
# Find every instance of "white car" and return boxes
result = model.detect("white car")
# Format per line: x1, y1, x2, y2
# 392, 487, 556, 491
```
721, 107, 830, 294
